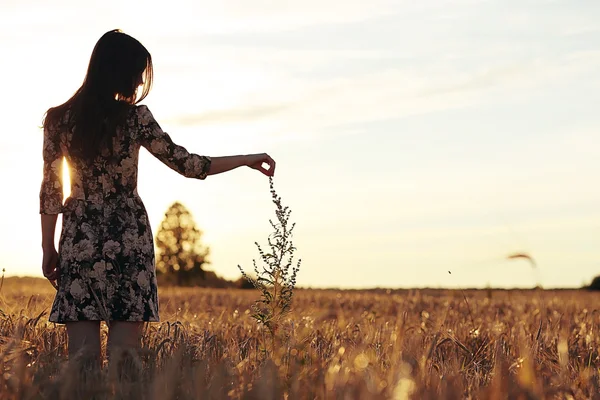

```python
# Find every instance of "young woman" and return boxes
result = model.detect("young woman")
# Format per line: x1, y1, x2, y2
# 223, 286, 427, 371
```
40, 29, 275, 364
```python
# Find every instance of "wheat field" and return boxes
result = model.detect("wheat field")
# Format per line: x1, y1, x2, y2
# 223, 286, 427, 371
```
1, 277, 599, 399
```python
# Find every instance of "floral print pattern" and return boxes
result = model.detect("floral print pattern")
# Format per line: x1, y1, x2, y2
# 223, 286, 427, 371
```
41, 105, 211, 323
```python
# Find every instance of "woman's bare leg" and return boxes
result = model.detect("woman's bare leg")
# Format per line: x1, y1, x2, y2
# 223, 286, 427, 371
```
65, 321, 102, 367
107, 321, 145, 380
107, 321, 144, 350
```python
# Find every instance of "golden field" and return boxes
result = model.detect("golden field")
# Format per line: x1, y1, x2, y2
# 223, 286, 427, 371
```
1, 277, 600, 399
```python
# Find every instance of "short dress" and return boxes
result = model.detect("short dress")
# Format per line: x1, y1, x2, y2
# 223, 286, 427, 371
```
40, 105, 211, 323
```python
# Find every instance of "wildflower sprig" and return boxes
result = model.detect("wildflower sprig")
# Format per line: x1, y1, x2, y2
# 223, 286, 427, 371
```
238, 177, 301, 354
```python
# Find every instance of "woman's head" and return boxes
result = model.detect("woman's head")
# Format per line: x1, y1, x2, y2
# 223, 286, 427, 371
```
45, 29, 154, 160
84, 29, 153, 103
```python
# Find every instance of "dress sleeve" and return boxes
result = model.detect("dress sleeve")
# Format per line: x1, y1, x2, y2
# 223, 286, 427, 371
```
137, 105, 211, 180
39, 124, 64, 214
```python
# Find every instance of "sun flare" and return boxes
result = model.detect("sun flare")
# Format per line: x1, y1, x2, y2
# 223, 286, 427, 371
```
62, 157, 71, 199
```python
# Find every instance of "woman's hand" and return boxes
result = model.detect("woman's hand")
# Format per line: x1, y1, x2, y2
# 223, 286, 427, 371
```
42, 246, 59, 288
246, 153, 276, 177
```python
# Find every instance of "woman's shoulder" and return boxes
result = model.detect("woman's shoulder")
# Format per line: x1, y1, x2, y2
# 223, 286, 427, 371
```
123, 103, 151, 115
132, 103, 147, 112
45, 105, 72, 131
131, 104, 157, 126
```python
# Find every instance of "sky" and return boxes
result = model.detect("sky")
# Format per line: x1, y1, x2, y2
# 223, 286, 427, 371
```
0, 0, 598, 289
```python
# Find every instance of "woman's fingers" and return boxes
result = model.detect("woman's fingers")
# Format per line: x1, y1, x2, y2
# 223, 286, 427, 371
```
261, 165, 274, 177
42, 251, 59, 282
44, 268, 58, 281
261, 154, 276, 176
259, 162, 274, 176
42, 255, 54, 274
248, 153, 276, 176
266, 155, 276, 174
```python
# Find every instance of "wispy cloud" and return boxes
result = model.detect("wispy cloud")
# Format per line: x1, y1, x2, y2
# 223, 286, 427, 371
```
164, 49, 600, 144
133, 0, 403, 35
166, 102, 292, 125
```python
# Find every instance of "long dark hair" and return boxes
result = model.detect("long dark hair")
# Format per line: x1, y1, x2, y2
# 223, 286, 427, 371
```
44, 29, 153, 161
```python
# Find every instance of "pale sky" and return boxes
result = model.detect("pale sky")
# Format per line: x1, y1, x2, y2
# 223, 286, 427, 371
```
0, 0, 598, 289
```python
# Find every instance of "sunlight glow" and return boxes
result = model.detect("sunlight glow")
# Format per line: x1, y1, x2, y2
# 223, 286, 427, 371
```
62, 157, 71, 199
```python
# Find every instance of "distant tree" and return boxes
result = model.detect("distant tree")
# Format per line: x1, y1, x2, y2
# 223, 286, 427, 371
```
235, 276, 256, 290
155, 202, 210, 286
586, 275, 600, 291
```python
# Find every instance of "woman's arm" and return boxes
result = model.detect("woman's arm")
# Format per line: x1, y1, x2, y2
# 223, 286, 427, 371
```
41, 206, 60, 284
138, 105, 212, 179
40, 123, 64, 213
40, 122, 63, 284
41, 214, 58, 249
137, 106, 275, 178
208, 153, 275, 177
42, 214, 60, 282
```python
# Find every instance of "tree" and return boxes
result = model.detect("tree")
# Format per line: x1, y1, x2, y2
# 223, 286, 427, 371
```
586, 275, 600, 291
155, 202, 210, 286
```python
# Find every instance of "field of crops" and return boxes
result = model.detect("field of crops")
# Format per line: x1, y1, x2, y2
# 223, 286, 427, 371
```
1, 277, 599, 399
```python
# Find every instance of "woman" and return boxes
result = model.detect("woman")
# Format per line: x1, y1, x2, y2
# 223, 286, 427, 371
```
40, 29, 275, 364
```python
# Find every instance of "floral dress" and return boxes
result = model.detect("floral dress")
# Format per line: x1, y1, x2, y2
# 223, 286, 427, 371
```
40, 105, 211, 323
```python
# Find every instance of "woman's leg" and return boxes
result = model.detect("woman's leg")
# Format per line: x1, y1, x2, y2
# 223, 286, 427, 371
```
65, 321, 102, 367
107, 321, 145, 379
107, 321, 144, 350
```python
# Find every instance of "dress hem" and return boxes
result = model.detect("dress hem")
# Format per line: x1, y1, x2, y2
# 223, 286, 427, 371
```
48, 318, 160, 324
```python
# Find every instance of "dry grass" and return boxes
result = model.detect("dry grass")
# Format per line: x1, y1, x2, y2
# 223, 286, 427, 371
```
1, 277, 600, 399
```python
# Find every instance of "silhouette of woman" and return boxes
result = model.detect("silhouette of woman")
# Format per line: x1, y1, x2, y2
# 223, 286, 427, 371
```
40, 29, 275, 366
